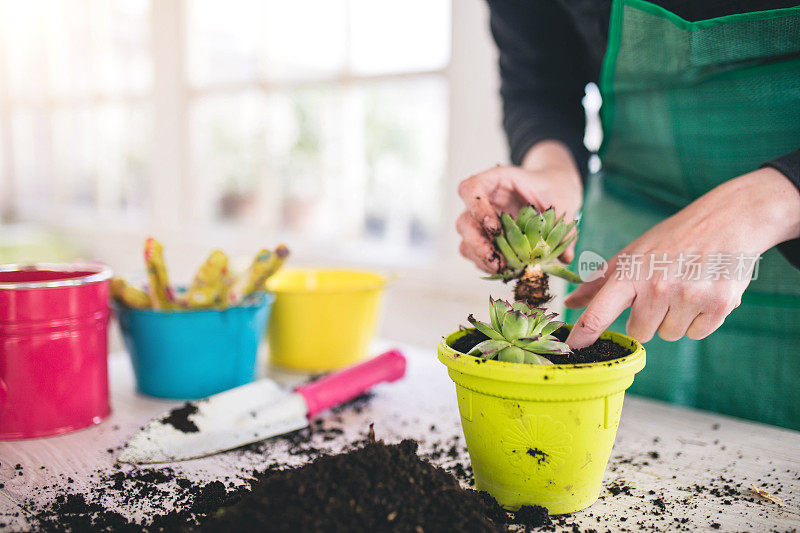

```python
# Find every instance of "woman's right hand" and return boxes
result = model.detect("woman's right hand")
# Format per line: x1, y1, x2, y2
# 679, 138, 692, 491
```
456, 140, 584, 274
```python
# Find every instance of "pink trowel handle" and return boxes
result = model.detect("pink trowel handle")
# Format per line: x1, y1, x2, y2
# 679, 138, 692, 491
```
295, 349, 407, 419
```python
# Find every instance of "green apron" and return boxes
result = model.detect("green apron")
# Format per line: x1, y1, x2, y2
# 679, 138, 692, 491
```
566, 0, 800, 430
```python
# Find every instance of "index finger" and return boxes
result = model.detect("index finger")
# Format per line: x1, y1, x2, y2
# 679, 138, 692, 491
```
565, 247, 631, 308
565, 279, 636, 350
457, 174, 501, 237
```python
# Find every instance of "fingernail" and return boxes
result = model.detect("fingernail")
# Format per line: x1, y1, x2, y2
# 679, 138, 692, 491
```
490, 250, 505, 272
565, 333, 589, 350
483, 216, 501, 237
484, 255, 498, 272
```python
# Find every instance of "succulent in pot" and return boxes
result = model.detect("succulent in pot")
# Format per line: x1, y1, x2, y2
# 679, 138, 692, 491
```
438, 297, 646, 514
488, 206, 582, 307
467, 298, 569, 364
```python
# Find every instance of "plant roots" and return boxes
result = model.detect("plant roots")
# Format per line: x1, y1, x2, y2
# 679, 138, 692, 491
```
513, 266, 551, 308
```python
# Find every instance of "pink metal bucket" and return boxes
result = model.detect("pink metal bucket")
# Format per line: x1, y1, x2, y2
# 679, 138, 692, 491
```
0, 263, 112, 439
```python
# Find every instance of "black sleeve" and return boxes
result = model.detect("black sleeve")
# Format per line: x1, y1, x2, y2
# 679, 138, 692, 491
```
487, 0, 592, 176
761, 148, 800, 269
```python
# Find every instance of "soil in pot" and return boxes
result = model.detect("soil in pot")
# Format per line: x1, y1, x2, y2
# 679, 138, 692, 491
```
450, 327, 631, 365
449, 328, 491, 356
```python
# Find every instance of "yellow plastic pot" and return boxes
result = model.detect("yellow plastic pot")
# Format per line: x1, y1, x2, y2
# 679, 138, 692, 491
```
438, 327, 645, 515
266, 269, 386, 371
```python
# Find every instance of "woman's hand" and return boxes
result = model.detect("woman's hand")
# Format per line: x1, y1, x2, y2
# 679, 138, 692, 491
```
565, 167, 800, 349
457, 140, 583, 273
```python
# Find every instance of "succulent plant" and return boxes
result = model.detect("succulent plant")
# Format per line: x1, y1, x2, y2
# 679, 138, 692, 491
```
467, 297, 571, 365
487, 206, 582, 308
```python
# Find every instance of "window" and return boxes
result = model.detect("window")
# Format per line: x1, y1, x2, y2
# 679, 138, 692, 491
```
1, 0, 452, 264
1, 0, 152, 223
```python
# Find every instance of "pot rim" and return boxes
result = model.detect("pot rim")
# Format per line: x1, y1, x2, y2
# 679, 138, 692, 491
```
266, 268, 387, 295
438, 326, 645, 385
0, 263, 112, 290
112, 291, 275, 316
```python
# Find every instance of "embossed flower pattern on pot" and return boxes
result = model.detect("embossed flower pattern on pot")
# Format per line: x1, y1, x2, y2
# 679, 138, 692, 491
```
502, 414, 573, 471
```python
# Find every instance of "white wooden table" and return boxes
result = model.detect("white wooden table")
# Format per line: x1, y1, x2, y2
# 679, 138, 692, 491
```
1, 343, 799, 532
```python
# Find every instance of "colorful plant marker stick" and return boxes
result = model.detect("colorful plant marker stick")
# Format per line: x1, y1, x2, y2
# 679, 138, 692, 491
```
263, 244, 289, 281
144, 237, 175, 309
226, 244, 289, 304
111, 278, 151, 309
183, 249, 229, 308
225, 249, 272, 305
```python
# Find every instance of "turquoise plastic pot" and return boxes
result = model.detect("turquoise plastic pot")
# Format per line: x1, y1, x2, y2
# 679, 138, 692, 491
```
115, 293, 274, 399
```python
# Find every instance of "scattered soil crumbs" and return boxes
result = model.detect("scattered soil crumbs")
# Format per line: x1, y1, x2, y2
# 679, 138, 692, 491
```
453, 328, 631, 365
331, 391, 374, 415
202, 438, 550, 532
607, 481, 633, 496
586, 443, 796, 533
34, 476, 247, 532
526, 448, 548, 465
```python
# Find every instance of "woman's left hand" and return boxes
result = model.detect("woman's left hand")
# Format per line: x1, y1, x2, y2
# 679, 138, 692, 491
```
565, 167, 800, 349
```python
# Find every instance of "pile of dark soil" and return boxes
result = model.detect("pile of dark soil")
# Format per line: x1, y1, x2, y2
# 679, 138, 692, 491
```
451, 327, 630, 365
23, 433, 550, 532
202, 436, 550, 532
20, 396, 379, 533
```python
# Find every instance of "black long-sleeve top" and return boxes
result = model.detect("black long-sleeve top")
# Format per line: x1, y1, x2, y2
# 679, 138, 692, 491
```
488, 0, 800, 266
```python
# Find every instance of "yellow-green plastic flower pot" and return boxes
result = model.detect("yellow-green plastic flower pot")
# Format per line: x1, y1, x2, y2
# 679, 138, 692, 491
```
266, 268, 386, 371
438, 326, 645, 515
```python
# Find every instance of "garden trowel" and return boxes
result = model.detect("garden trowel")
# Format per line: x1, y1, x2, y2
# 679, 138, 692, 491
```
118, 349, 406, 464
